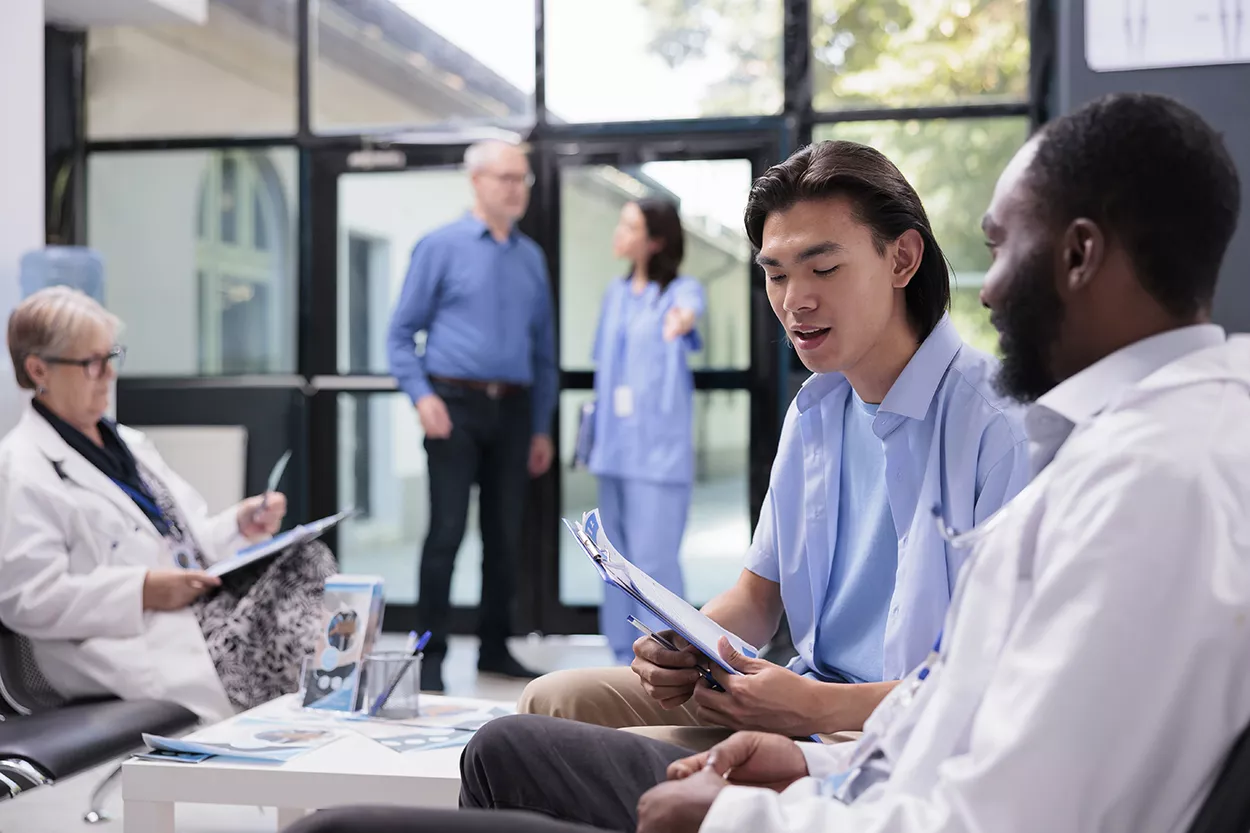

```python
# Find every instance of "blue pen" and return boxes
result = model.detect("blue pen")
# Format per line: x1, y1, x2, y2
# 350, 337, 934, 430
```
627, 615, 725, 693
371, 630, 432, 715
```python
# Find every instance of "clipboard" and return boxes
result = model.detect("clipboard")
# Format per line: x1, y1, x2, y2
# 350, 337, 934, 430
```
563, 509, 760, 677
207, 509, 359, 578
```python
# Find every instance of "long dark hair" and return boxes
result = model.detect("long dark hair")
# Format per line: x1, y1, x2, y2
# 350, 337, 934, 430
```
634, 198, 685, 292
744, 140, 951, 340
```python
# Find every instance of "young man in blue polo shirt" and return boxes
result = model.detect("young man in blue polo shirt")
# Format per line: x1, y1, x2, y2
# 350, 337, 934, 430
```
518, 140, 1030, 746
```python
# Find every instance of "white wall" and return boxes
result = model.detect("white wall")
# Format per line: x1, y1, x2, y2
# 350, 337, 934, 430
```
0, 0, 45, 434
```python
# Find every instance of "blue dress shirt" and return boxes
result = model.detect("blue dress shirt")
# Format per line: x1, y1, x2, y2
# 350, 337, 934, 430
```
386, 215, 558, 433
588, 276, 705, 485
813, 391, 899, 684
747, 316, 1030, 682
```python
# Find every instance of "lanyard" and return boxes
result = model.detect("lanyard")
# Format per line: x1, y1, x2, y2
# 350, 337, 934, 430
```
110, 477, 173, 537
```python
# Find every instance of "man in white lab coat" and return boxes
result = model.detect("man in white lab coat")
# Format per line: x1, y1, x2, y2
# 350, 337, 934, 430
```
288, 93, 1250, 833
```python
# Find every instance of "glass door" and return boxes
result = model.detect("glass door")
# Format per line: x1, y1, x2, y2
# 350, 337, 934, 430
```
306, 132, 787, 636
535, 132, 786, 634
304, 142, 536, 634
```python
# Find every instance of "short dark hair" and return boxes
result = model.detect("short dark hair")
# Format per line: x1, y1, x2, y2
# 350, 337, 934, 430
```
744, 140, 951, 340
1027, 93, 1241, 319
635, 198, 685, 291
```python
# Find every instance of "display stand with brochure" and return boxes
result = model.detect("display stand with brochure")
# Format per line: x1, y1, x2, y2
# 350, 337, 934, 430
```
302, 574, 386, 712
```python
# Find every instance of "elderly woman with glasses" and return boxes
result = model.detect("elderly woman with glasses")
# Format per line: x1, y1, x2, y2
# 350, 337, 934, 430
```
0, 287, 336, 722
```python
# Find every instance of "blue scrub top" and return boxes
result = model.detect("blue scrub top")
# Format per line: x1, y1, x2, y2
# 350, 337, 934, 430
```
588, 275, 705, 485
747, 316, 1031, 682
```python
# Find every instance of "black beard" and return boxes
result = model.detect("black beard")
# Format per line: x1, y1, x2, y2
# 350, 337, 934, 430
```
991, 244, 1066, 403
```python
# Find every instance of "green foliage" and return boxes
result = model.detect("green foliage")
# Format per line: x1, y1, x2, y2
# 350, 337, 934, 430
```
815, 117, 1028, 303
636, 0, 1029, 351
811, 0, 1029, 109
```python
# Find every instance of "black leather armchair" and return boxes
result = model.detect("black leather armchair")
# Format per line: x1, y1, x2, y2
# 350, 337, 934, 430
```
0, 621, 197, 821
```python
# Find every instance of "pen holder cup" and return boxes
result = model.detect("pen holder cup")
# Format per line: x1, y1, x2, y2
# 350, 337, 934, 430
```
360, 651, 422, 719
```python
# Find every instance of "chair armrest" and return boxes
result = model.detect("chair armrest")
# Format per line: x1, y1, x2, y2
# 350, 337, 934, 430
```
0, 698, 198, 781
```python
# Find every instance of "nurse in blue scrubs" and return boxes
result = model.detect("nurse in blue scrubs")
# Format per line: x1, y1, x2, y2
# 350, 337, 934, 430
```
588, 199, 705, 663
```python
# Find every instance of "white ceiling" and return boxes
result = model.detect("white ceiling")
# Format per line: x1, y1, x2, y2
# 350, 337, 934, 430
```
44, 0, 207, 27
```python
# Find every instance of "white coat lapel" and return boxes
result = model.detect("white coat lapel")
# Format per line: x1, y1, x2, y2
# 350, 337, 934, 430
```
21, 408, 162, 539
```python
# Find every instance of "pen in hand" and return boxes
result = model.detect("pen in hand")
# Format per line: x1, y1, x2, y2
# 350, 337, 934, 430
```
253, 450, 292, 524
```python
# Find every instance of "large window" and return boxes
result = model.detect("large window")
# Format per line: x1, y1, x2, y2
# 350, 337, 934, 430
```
804, 0, 1033, 355
81, 0, 1043, 636
312, 0, 536, 133
545, 0, 784, 122
810, 0, 1030, 111
86, 1, 297, 139
88, 148, 297, 376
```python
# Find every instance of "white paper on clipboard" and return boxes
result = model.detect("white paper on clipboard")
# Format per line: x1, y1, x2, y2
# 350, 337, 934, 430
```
563, 509, 760, 675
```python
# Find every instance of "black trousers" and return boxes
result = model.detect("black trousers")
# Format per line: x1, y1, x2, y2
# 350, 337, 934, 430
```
417, 382, 532, 659
286, 715, 691, 833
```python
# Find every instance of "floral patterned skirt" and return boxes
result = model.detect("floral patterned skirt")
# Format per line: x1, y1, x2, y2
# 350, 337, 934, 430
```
192, 540, 338, 711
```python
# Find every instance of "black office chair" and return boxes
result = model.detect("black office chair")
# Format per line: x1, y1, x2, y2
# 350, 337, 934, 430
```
1186, 721, 1250, 833
0, 621, 197, 822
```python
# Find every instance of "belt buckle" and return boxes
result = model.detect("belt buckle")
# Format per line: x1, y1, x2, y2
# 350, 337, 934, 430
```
485, 382, 503, 400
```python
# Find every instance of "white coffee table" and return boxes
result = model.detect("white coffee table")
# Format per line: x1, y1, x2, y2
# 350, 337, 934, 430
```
121, 694, 511, 833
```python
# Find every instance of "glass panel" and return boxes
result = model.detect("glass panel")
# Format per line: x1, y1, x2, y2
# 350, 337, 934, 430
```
545, 0, 783, 122
560, 160, 753, 371
86, 1, 296, 139
560, 390, 750, 607
811, 0, 1029, 112
312, 0, 535, 133
336, 392, 483, 607
814, 117, 1031, 354
88, 148, 298, 375
337, 167, 472, 375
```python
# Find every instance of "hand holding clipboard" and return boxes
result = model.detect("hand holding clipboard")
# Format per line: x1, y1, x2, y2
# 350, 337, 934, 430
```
628, 615, 725, 693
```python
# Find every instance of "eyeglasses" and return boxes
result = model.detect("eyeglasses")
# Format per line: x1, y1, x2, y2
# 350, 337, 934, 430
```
483, 171, 535, 188
42, 345, 127, 379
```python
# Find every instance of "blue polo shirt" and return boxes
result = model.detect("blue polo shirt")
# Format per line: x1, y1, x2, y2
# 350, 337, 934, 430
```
386, 215, 558, 433
747, 316, 1030, 682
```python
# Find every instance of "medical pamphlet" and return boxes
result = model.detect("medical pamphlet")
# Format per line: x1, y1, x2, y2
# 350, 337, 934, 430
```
563, 508, 760, 676
302, 574, 386, 712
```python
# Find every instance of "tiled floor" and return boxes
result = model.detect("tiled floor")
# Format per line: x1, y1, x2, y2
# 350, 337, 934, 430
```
0, 635, 614, 833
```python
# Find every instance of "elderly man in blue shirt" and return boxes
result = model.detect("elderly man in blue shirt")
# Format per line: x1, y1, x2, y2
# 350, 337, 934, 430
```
519, 139, 1030, 747
387, 139, 557, 693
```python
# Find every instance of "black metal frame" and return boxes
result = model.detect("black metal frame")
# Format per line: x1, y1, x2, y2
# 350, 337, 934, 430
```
58, 0, 1050, 636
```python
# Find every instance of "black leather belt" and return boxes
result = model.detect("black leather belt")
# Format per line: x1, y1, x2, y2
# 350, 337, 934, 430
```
429, 375, 526, 400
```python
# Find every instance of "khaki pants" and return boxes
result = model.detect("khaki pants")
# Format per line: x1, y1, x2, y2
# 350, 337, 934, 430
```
518, 666, 860, 752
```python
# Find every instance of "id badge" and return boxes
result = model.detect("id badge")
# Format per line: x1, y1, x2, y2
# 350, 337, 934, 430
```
613, 385, 635, 418
170, 541, 197, 570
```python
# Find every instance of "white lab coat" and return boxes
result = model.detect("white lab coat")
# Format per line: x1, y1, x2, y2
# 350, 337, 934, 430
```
0, 405, 248, 722
703, 328, 1250, 833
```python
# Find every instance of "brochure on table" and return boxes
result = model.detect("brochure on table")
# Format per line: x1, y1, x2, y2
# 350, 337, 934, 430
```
143, 717, 342, 763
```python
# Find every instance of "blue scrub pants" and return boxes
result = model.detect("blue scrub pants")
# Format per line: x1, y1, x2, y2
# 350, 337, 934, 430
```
596, 475, 691, 664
